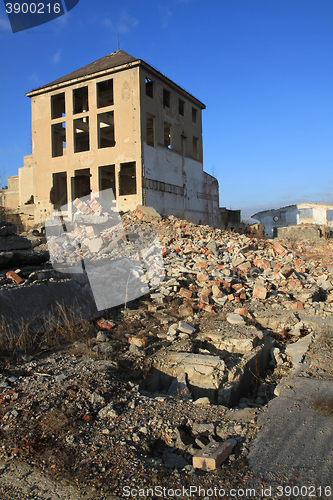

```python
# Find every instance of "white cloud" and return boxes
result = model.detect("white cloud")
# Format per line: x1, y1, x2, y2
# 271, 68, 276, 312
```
158, 6, 172, 28
52, 50, 61, 64
28, 72, 44, 87
0, 16, 11, 32
103, 12, 138, 35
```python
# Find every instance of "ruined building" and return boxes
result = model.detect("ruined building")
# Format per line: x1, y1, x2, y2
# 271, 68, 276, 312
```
2, 50, 226, 228
252, 203, 333, 239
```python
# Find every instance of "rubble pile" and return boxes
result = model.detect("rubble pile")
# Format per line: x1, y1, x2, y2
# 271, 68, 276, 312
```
0, 348, 264, 496
0, 206, 333, 496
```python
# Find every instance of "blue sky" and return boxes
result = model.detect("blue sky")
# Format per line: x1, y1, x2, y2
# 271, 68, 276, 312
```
0, 0, 332, 221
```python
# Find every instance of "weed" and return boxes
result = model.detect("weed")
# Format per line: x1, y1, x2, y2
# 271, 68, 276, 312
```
0, 301, 96, 368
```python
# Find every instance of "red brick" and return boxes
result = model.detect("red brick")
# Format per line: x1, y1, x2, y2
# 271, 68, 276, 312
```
197, 274, 209, 282
253, 284, 267, 299
274, 242, 287, 256
96, 319, 116, 330
234, 307, 248, 317
227, 294, 235, 301
82, 413, 94, 422
239, 293, 247, 300
292, 301, 303, 310
198, 261, 209, 269
6, 271, 24, 285
179, 288, 192, 299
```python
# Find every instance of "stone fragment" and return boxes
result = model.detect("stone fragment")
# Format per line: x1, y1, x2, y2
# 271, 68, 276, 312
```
96, 331, 109, 342
192, 423, 215, 436
178, 321, 196, 334
226, 313, 245, 325
98, 403, 118, 419
129, 335, 147, 348
193, 439, 236, 471
179, 305, 193, 317
193, 397, 210, 406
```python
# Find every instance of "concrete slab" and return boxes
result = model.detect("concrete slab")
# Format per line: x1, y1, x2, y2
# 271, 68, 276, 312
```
0, 280, 99, 333
248, 377, 333, 486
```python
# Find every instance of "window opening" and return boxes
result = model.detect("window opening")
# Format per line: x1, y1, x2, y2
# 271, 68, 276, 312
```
193, 136, 198, 159
50, 172, 67, 208
51, 122, 66, 157
299, 208, 313, 219
51, 93, 65, 119
327, 210, 333, 222
164, 122, 171, 149
97, 79, 114, 108
98, 111, 115, 148
73, 86, 89, 114
99, 165, 116, 200
192, 107, 197, 123
145, 78, 153, 98
280, 212, 287, 222
179, 99, 185, 116
163, 89, 170, 108
146, 114, 154, 147
73, 168, 91, 199
119, 162, 136, 195
74, 117, 89, 153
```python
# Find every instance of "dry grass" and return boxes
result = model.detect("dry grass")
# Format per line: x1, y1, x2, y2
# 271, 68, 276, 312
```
0, 302, 96, 368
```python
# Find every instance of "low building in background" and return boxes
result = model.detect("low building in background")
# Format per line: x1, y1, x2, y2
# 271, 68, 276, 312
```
252, 203, 333, 239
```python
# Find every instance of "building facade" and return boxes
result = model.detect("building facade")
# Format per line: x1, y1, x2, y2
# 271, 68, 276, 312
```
3, 50, 222, 227
252, 203, 333, 238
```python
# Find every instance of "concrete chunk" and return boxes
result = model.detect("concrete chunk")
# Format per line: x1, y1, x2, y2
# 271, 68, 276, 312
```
193, 439, 236, 470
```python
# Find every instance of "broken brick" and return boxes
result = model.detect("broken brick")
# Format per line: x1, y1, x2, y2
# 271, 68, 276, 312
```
179, 288, 192, 299
96, 319, 116, 330
253, 284, 267, 300
6, 271, 24, 284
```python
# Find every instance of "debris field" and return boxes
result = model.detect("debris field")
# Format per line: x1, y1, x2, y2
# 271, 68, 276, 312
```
0, 205, 333, 498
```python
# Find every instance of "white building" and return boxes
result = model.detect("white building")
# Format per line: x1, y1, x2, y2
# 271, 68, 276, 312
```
252, 203, 333, 238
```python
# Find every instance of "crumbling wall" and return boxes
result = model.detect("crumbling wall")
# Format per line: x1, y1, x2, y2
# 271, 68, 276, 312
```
143, 144, 220, 227
277, 224, 333, 241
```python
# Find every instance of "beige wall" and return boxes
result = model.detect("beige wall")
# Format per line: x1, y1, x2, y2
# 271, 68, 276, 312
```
2, 176, 19, 210
13, 58, 221, 228
29, 65, 143, 222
